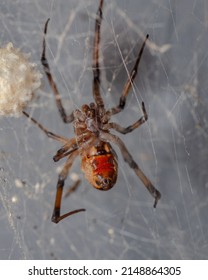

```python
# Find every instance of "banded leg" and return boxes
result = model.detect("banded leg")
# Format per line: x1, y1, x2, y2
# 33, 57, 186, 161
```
103, 101, 147, 134
53, 140, 78, 162
107, 34, 149, 116
23, 111, 69, 143
41, 19, 74, 123
92, 0, 105, 112
64, 179, 81, 198
100, 131, 161, 207
51, 151, 85, 223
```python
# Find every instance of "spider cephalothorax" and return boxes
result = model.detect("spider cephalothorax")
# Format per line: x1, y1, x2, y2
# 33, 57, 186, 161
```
23, 0, 161, 223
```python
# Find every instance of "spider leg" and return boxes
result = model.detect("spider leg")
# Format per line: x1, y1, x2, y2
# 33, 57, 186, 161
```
92, 0, 105, 112
53, 140, 78, 162
23, 111, 69, 143
64, 179, 81, 198
41, 19, 74, 123
100, 131, 161, 207
103, 101, 147, 134
51, 151, 85, 223
107, 35, 149, 116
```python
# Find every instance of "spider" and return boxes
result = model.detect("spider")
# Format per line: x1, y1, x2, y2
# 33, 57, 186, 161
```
23, 0, 161, 223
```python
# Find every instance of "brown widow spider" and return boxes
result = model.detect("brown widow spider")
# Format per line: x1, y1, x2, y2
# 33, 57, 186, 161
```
23, 0, 161, 223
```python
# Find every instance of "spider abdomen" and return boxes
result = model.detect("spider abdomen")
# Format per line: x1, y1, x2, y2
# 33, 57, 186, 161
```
81, 142, 118, 191
93, 154, 115, 173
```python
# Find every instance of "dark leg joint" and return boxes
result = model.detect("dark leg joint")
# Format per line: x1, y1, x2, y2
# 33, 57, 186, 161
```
58, 176, 65, 188
123, 127, 133, 134
128, 159, 137, 169
93, 73, 100, 84
46, 131, 57, 138
119, 97, 126, 110
141, 102, 148, 121
61, 114, 68, 123
153, 189, 161, 208
131, 69, 137, 79
53, 155, 60, 162
53, 145, 77, 162
97, 0, 103, 19
41, 57, 47, 65
53, 146, 67, 162
51, 208, 60, 224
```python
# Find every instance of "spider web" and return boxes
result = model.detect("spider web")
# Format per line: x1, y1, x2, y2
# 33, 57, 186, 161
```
0, 0, 208, 260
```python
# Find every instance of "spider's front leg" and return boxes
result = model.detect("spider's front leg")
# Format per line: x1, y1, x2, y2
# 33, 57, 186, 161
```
41, 19, 74, 123
100, 131, 161, 208
92, 0, 105, 112
51, 150, 85, 223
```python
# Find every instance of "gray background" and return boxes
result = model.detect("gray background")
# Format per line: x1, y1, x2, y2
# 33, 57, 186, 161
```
0, 0, 208, 259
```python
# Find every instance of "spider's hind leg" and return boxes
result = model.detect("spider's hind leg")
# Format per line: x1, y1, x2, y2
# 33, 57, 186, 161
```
100, 131, 161, 208
51, 151, 85, 223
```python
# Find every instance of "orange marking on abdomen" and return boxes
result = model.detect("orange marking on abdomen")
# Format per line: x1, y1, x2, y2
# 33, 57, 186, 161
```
93, 155, 115, 174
